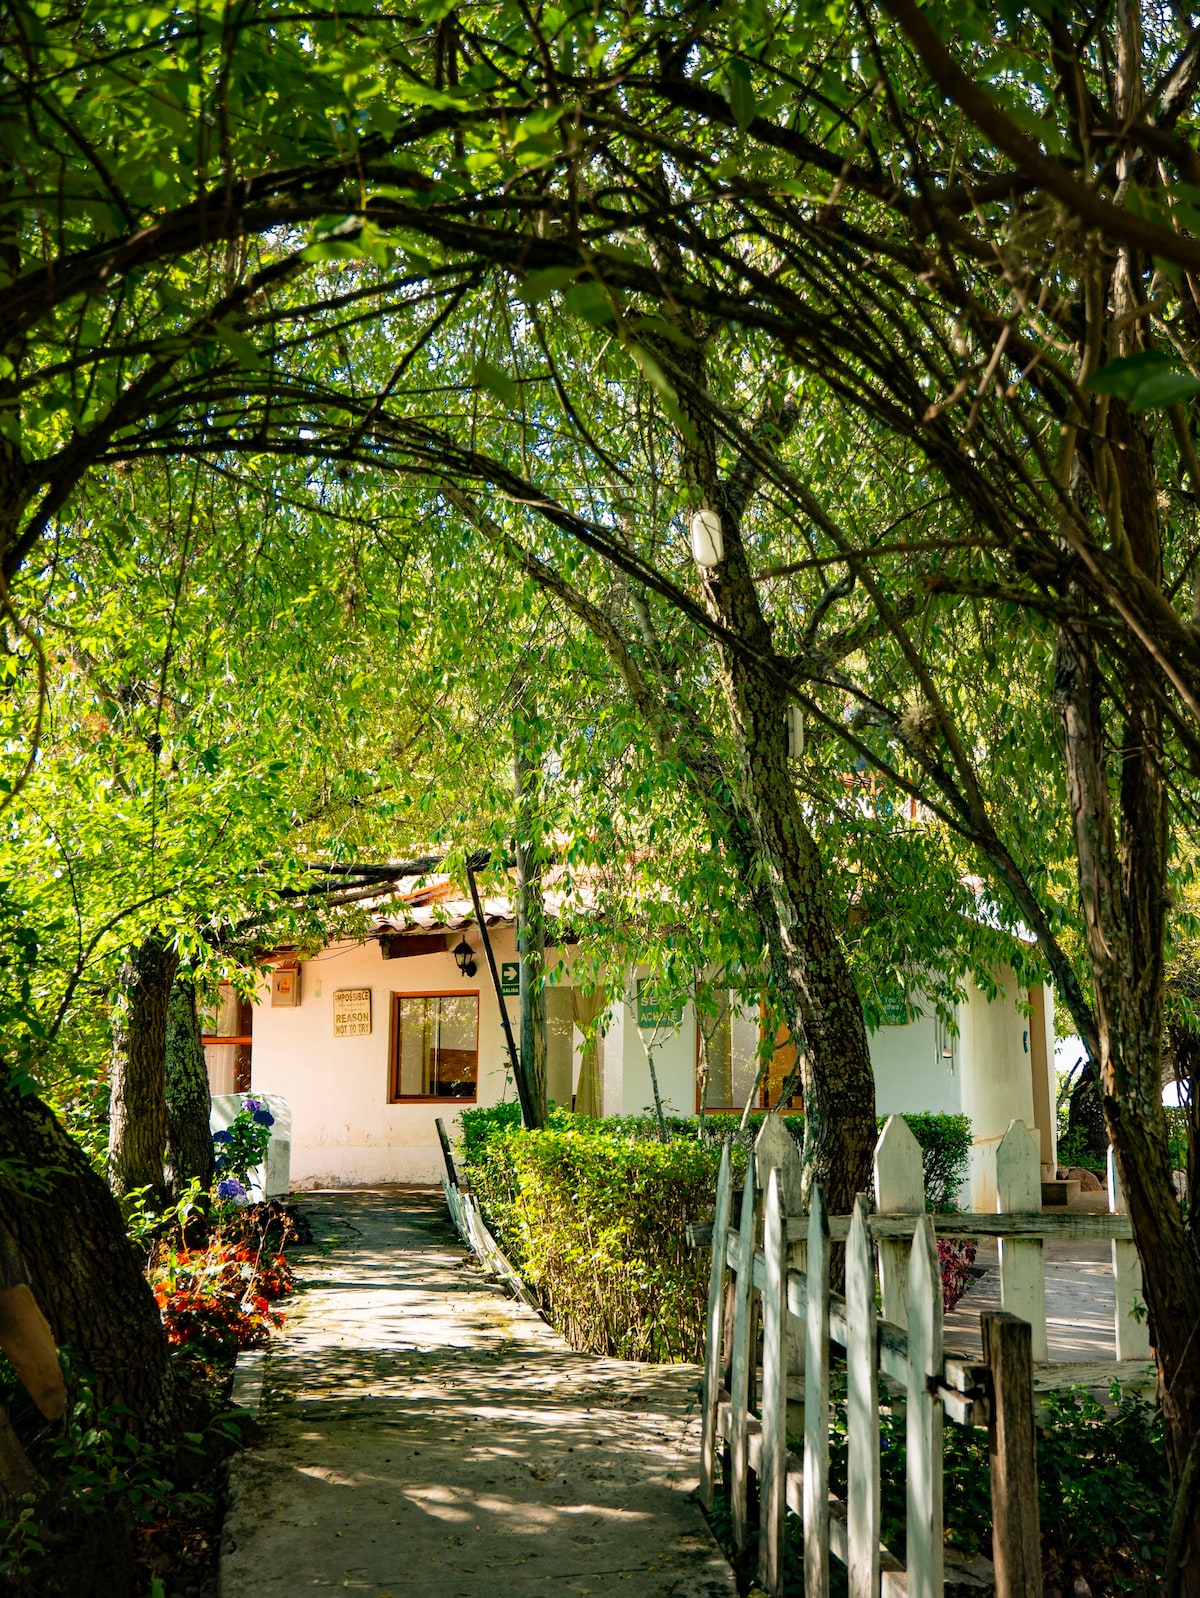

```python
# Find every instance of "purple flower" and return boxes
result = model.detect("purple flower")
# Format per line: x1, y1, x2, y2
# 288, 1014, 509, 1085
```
252, 1109, 274, 1127
212, 1129, 232, 1144
243, 1097, 262, 1112
216, 1178, 246, 1200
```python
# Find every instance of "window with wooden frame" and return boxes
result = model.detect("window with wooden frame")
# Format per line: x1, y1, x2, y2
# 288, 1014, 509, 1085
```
390, 992, 479, 1102
695, 993, 801, 1113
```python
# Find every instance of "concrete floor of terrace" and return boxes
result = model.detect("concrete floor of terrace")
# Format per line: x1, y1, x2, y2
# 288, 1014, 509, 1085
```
218, 1187, 736, 1598
943, 1188, 1130, 1364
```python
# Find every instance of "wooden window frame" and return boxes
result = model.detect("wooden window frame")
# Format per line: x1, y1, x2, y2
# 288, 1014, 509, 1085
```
693, 994, 802, 1114
389, 989, 480, 1104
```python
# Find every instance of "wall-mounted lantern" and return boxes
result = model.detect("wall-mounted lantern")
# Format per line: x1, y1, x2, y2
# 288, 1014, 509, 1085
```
452, 937, 477, 978
690, 508, 724, 568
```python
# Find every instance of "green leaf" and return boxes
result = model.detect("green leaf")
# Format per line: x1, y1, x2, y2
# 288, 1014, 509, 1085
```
516, 266, 579, 305
563, 280, 614, 326
1085, 351, 1200, 410
213, 321, 265, 372
627, 343, 677, 402
472, 358, 518, 405
725, 58, 756, 129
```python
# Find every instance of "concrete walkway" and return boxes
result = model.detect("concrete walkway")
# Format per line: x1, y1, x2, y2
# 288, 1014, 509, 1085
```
219, 1188, 736, 1598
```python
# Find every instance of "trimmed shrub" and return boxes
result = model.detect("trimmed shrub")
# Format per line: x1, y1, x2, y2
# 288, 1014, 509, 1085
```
898, 1112, 973, 1211
466, 1121, 736, 1361
458, 1107, 975, 1359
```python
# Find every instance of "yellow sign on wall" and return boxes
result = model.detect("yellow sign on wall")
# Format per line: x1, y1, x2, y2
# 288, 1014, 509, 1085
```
333, 987, 372, 1037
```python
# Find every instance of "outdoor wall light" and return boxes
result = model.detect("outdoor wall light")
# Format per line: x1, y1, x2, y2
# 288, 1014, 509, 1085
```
452, 937, 477, 978
690, 507, 724, 567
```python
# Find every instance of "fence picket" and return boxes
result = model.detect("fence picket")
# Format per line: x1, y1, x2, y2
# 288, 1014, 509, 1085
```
759, 1168, 788, 1598
873, 1115, 925, 1329
701, 1140, 734, 1510
729, 1150, 758, 1552
996, 1121, 1048, 1362
804, 1186, 831, 1598
1107, 1148, 1152, 1362
906, 1214, 944, 1598
847, 1193, 881, 1598
756, 1114, 807, 1393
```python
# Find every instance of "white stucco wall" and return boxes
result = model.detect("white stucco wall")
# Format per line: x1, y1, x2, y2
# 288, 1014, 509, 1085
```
869, 1008, 962, 1119
246, 931, 521, 1187
619, 997, 697, 1118
958, 967, 1039, 1210
242, 931, 1053, 1195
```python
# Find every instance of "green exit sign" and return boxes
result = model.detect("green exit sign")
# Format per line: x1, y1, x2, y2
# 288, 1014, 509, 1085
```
500, 962, 519, 996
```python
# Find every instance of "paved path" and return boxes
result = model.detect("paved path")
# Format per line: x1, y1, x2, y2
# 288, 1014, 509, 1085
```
219, 1188, 736, 1598
944, 1190, 1125, 1363
944, 1236, 1121, 1360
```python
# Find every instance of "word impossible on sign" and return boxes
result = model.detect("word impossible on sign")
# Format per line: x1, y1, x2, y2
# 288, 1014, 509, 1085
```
333, 988, 372, 1037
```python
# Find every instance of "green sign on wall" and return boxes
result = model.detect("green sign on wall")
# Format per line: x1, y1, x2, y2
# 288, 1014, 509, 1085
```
877, 990, 910, 1027
636, 980, 684, 1030
500, 961, 519, 996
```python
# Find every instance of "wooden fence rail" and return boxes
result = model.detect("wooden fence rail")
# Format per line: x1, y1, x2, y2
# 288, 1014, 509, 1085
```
698, 1114, 1158, 1598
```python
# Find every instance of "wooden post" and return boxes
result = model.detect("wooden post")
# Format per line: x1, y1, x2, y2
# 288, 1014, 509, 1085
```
906, 1214, 944, 1598
996, 1121, 1048, 1362
435, 1117, 459, 1188
1107, 1148, 1152, 1361
804, 1186, 831, 1598
874, 1114, 925, 1329
981, 1311, 1041, 1598
758, 1167, 788, 1598
846, 1193, 881, 1598
465, 860, 529, 1116
729, 1150, 757, 1552
700, 1140, 734, 1510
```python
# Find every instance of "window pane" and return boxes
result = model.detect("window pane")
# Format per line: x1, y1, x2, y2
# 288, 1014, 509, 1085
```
398, 999, 430, 1095
394, 995, 478, 1099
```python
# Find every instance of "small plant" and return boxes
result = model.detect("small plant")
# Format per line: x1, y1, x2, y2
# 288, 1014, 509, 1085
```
148, 1235, 293, 1365
211, 1095, 275, 1195
120, 1176, 205, 1252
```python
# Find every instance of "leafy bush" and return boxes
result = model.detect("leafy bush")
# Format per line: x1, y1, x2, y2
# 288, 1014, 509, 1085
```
467, 1121, 735, 1361
148, 1236, 292, 1364
712, 1381, 1167, 1598
898, 1112, 972, 1211
458, 1107, 975, 1353
211, 1094, 275, 1197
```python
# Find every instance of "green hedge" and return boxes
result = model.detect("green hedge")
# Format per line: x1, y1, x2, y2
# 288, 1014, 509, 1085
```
464, 1119, 731, 1361
459, 1104, 972, 1208
456, 1105, 974, 1362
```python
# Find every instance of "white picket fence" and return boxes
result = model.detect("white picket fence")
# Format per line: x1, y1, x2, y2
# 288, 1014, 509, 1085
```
698, 1114, 1156, 1598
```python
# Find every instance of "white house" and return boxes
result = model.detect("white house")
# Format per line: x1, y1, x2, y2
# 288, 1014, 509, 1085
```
204, 877, 1056, 1208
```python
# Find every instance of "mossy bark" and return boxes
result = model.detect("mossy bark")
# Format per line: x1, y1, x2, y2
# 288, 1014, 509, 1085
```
0, 1087, 178, 1437
107, 934, 178, 1199
164, 979, 214, 1196
703, 493, 877, 1214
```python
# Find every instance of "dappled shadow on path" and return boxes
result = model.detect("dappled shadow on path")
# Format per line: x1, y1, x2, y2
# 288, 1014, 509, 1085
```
220, 1188, 735, 1598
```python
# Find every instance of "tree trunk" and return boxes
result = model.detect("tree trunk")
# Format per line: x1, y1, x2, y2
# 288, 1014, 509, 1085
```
704, 499, 877, 1214
164, 979, 214, 1195
514, 693, 548, 1129
1167, 1022, 1200, 1245
1057, 620, 1200, 1590
0, 1087, 178, 1437
108, 934, 178, 1198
